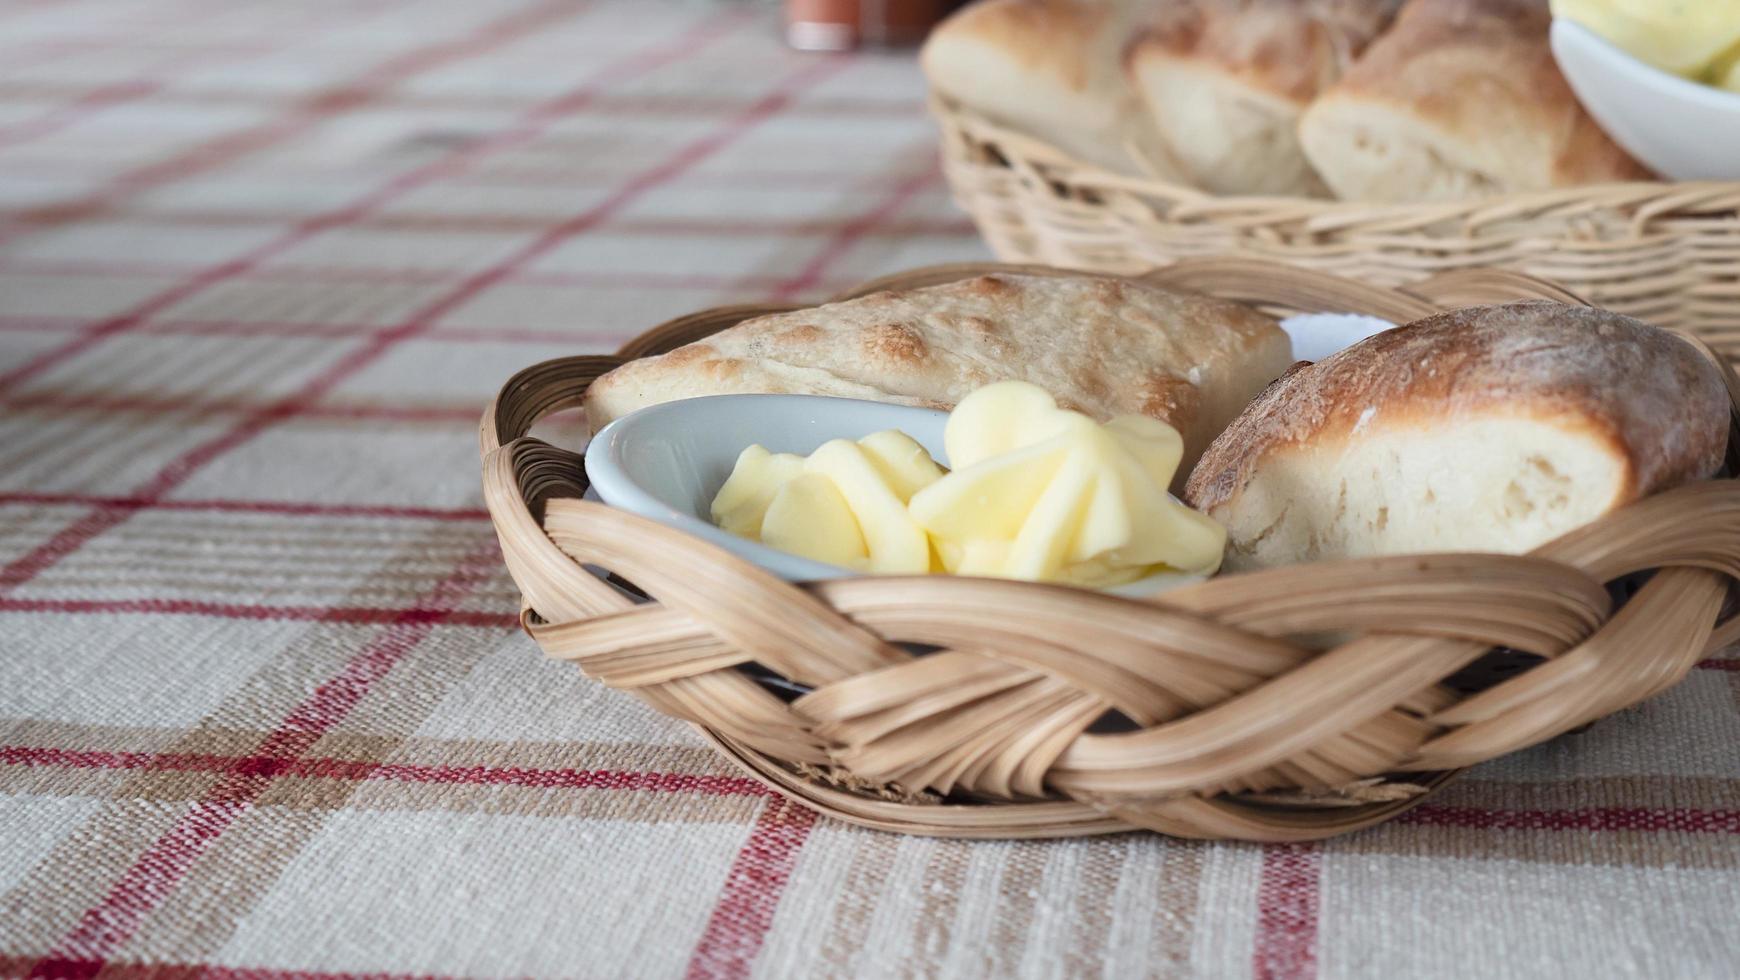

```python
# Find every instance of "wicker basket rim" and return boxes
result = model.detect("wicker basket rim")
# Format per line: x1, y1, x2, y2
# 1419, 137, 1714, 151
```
931, 94, 1740, 217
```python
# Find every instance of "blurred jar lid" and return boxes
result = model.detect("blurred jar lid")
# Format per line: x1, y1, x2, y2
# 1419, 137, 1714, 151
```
786, 0, 961, 51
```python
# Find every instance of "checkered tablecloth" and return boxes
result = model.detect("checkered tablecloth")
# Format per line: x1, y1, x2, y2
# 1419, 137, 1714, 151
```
0, 1, 1736, 977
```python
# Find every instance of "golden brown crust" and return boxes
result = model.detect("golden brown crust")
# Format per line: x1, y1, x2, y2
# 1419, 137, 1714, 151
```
862, 323, 929, 364
1126, 0, 1400, 104
936, 0, 1114, 92
1185, 301, 1728, 512
1121, 0, 1403, 196
920, 0, 1184, 178
1309, 0, 1651, 187
585, 273, 1296, 477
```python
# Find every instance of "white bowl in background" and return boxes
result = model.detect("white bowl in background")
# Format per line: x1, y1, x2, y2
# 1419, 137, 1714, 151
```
1551, 18, 1740, 182
583, 393, 1210, 597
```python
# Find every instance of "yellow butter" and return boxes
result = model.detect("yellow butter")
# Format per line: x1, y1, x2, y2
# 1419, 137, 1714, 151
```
1718, 48, 1740, 91
711, 445, 806, 538
709, 382, 1225, 586
1551, 0, 1740, 80
710, 431, 942, 574
802, 438, 935, 572
760, 472, 867, 567
910, 382, 1224, 587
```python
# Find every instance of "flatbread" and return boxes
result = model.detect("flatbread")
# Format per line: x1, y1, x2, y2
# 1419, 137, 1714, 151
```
584, 273, 1294, 480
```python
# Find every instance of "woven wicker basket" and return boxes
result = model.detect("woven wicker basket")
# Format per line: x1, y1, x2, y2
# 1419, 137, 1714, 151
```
933, 97, 1740, 355
480, 260, 1740, 842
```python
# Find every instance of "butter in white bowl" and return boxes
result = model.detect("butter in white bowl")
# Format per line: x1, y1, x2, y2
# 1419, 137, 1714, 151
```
910, 382, 1223, 587
1549, 13, 1740, 180
1551, 0, 1740, 86
712, 431, 942, 574
705, 382, 1225, 590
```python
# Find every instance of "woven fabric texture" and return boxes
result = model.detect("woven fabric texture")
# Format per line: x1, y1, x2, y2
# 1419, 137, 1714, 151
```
0, 1, 1736, 978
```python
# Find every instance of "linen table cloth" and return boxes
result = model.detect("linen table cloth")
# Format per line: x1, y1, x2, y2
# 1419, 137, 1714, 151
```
0, 1, 1737, 977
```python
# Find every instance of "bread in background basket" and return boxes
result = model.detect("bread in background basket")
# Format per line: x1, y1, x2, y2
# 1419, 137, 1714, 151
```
481, 260, 1740, 842
1296, 0, 1653, 199
918, 0, 1179, 176
924, 0, 1651, 200
1124, 0, 1401, 196
922, 3, 1740, 335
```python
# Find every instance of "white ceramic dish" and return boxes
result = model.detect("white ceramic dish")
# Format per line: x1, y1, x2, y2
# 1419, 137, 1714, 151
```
584, 394, 1211, 597
1551, 18, 1740, 182
1279, 312, 1393, 362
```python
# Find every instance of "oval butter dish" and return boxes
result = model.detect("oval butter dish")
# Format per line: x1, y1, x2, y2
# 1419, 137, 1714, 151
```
583, 393, 1210, 597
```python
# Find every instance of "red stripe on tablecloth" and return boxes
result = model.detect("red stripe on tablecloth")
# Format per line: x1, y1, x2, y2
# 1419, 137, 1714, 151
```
0, 258, 867, 293
0, 0, 585, 242
31, 799, 251, 980
0, 52, 848, 599
767, 166, 943, 301
451, 168, 942, 191
0, 2, 292, 152
340, 762, 767, 796
0, 0, 631, 393
23, 545, 500, 978
299, 53, 853, 357
0, 316, 82, 335
0, 596, 516, 629
121, 52, 850, 464
0, 315, 641, 350
1252, 844, 1320, 980
0, 492, 489, 521
1698, 657, 1740, 671
0, 315, 370, 339
0, 209, 977, 238
686, 795, 820, 980
419, 324, 639, 347
5, 391, 482, 424
1, 955, 453, 980
0, 15, 759, 595
0, 87, 927, 120
4, 50, 858, 946
0, 157, 935, 189
0, 80, 161, 149
0, 744, 770, 796
0, 506, 129, 592
8, 739, 1740, 833
1400, 804, 1740, 833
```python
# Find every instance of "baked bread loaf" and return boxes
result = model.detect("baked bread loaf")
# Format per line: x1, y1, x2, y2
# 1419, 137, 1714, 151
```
1125, 0, 1400, 196
1297, 0, 1652, 202
921, 0, 1182, 178
1185, 301, 1728, 569
585, 273, 1293, 482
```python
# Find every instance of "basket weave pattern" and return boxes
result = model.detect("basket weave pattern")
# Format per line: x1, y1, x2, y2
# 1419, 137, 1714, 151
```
480, 261, 1740, 842
934, 97, 1740, 353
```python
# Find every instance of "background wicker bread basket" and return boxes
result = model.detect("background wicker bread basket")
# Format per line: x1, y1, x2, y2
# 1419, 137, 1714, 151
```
933, 97, 1740, 355
480, 260, 1740, 843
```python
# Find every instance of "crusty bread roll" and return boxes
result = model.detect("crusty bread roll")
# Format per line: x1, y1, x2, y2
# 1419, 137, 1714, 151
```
1125, 0, 1400, 197
585, 273, 1293, 482
921, 0, 1182, 179
1185, 302, 1728, 570
1297, 0, 1653, 201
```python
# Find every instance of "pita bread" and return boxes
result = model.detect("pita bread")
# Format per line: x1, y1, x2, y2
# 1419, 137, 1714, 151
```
584, 273, 1293, 481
